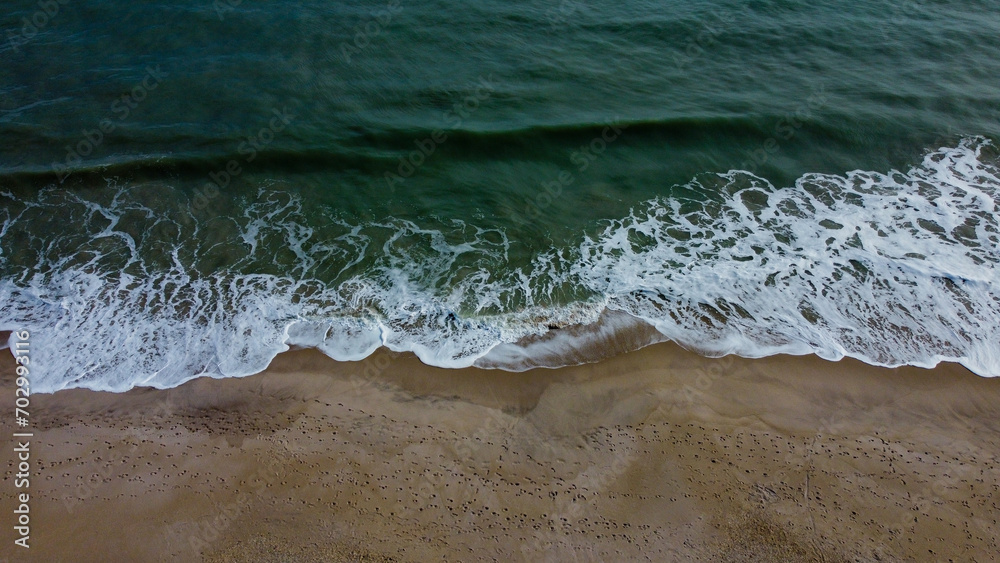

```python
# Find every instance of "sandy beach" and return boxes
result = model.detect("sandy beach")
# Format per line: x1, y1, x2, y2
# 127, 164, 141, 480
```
3, 0, 999, 561
3, 341, 999, 562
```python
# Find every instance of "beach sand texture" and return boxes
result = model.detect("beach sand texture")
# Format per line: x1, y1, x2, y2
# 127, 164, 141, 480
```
3, 343, 999, 562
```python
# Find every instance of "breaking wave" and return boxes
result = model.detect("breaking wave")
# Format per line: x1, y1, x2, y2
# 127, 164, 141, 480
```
2, 137, 998, 392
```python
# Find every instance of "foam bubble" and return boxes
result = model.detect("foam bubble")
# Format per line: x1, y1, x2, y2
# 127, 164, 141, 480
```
1, 138, 998, 392
580, 137, 1000, 374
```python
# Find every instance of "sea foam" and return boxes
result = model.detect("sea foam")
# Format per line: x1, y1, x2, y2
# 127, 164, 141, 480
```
1, 137, 998, 392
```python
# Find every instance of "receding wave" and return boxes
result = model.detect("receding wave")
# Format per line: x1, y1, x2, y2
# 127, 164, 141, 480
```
2, 137, 998, 392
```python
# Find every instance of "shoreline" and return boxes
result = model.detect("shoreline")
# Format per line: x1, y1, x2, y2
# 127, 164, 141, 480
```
4, 341, 999, 561
7, 307, 998, 396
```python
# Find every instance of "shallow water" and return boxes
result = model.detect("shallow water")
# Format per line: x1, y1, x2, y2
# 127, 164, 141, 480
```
2, 0, 999, 391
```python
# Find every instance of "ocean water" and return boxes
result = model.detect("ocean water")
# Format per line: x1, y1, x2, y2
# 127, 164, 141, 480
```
1, 0, 998, 392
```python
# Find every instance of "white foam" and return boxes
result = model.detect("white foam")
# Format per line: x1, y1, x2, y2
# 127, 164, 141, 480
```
577, 137, 1000, 375
475, 309, 667, 370
1, 138, 998, 392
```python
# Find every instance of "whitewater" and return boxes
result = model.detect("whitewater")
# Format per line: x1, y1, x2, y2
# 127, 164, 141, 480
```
1, 137, 997, 392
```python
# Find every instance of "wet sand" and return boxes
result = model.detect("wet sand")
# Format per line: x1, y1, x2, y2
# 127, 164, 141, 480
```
2, 342, 999, 562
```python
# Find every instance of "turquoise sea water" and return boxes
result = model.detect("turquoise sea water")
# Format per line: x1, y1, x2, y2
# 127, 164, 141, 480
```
1, 0, 999, 391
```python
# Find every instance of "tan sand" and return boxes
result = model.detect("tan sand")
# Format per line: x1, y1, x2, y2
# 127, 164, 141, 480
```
2, 342, 999, 562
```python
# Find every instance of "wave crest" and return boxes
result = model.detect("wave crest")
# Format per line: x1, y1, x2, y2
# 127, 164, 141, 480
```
2, 137, 998, 392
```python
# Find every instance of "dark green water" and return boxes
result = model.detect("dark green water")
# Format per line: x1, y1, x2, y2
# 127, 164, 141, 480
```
2, 0, 999, 391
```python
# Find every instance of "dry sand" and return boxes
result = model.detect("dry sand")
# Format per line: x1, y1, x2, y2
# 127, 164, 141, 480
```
2, 341, 999, 562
